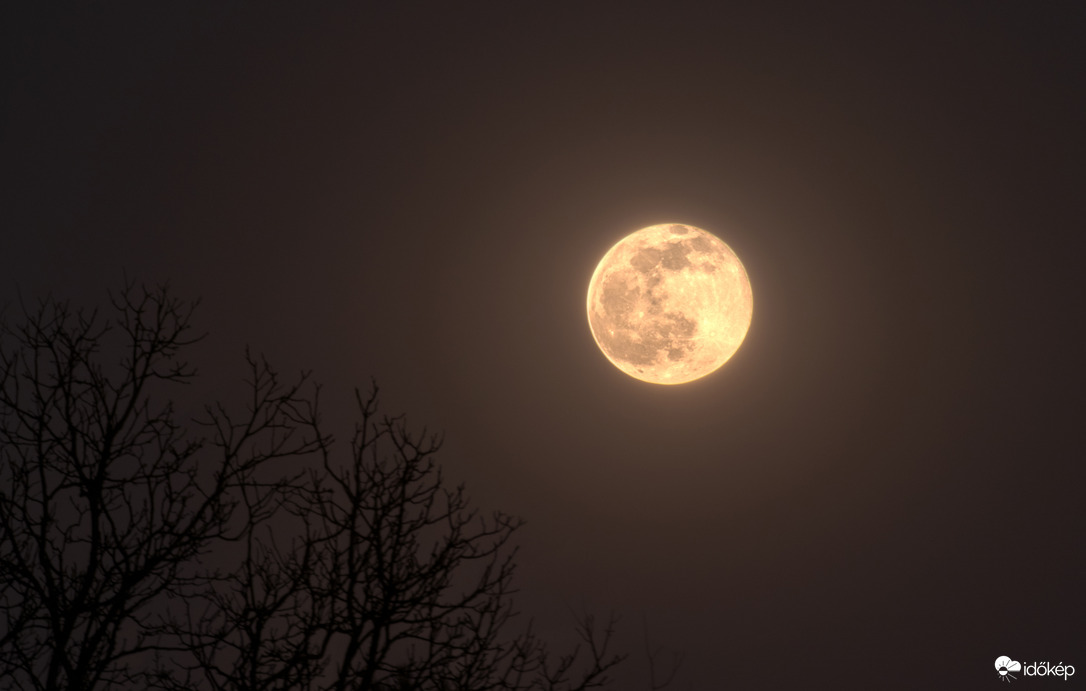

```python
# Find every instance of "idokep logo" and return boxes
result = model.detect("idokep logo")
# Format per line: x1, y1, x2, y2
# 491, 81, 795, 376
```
996, 657, 1022, 682
995, 656, 1076, 682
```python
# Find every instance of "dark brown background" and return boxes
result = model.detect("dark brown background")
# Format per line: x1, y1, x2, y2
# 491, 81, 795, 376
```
3, 3, 1084, 688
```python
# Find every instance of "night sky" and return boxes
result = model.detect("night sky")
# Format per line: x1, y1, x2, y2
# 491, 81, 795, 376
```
3, 3, 1085, 688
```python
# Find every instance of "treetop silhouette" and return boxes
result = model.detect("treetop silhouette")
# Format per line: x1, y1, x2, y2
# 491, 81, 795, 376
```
0, 282, 638, 691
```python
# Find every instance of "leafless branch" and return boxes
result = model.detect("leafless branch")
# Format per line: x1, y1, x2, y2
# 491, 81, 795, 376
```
1, 282, 683, 691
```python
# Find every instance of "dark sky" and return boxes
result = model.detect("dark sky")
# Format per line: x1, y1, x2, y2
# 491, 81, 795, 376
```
3, 3, 1085, 688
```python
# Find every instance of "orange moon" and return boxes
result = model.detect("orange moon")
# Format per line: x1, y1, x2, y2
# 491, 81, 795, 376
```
586, 223, 753, 385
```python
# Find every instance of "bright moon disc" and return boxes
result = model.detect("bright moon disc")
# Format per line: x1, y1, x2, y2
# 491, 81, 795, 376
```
586, 223, 753, 385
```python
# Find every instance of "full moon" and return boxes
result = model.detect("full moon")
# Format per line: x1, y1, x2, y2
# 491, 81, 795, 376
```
586, 223, 753, 385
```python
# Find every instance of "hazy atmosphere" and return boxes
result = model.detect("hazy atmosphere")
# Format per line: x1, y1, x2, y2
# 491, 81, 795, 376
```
3, 3, 1085, 689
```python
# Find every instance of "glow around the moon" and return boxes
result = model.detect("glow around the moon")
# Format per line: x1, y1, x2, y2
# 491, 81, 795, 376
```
586, 223, 753, 385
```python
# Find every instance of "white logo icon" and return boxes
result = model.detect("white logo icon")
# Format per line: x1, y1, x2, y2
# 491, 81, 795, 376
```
996, 656, 1022, 683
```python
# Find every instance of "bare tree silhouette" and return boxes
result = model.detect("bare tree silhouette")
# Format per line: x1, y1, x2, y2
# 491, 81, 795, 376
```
0, 283, 325, 691
0, 282, 671, 691
154, 387, 626, 691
